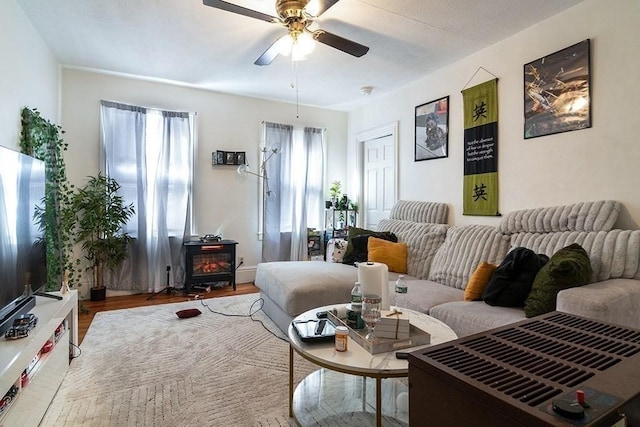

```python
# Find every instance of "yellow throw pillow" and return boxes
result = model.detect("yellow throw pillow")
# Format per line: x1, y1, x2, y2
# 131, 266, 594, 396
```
367, 236, 408, 274
464, 262, 498, 301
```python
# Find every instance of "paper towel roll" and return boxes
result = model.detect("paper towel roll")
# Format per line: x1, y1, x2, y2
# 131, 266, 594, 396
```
358, 262, 390, 310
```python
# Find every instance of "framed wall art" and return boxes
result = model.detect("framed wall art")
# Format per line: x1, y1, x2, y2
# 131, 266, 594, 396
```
524, 39, 591, 139
415, 96, 449, 161
235, 151, 246, 165
225, 151, 236, 165
213, 150, 225, 165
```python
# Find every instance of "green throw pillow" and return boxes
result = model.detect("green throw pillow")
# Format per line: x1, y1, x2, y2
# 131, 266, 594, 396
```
524, 243, 592, 318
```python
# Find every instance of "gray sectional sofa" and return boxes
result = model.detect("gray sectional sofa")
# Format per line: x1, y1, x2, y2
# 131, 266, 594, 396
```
255, 200, 640, 337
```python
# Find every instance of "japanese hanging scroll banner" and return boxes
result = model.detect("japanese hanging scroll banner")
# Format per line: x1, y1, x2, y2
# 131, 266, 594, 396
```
462, 78, 499, 216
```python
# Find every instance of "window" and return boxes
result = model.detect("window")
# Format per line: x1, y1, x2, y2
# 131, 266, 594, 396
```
262, 122, 324, 261
100, 101, 195, 291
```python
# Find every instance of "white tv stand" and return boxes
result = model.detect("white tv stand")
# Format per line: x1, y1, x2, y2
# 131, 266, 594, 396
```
0, 290, 78, 425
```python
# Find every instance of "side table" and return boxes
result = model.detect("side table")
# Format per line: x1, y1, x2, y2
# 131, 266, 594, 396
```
288, 304, 457, 426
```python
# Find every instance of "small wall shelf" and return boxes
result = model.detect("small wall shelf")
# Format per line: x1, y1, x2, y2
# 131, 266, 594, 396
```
212, 150, 246, 166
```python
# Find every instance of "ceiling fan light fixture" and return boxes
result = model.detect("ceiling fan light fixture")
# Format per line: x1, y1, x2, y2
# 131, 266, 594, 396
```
297, 31, 316, 55
204, 0, 370, 66
278, 31, 316, 61
277, 34, 295, 56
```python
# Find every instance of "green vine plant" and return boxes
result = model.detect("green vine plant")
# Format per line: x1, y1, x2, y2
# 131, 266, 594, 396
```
20, 107, 79, 291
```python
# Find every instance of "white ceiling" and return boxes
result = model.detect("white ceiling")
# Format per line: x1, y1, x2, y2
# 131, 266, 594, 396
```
17, 0, 584, 111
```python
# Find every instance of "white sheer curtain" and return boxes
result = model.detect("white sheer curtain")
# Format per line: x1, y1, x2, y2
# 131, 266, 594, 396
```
100, 101, 194, 292
262, 122, 324, 262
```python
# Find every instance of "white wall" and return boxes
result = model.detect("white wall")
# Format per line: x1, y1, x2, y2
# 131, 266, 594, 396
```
0, 0, 59, 151
60, 69, 348, 280
348, 0, 640, 230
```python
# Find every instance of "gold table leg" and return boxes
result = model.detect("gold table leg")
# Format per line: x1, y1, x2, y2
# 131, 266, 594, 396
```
376, 376, 382, 427
289, 344, 294, 418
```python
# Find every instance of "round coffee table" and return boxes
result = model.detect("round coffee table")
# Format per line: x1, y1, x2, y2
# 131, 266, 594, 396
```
288, 304, 457, 427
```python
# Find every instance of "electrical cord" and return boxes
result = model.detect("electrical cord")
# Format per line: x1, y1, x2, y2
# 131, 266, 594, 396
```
198, 297, 288, 342
69, 341, 82, 360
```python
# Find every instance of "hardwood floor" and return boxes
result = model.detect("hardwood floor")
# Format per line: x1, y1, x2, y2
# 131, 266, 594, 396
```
78, 282, 259, 344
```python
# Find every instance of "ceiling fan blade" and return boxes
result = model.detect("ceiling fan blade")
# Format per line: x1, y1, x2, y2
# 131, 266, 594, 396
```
254, 39, 281, 66
309, 0, 340, 17
202, 0, 277, 23
315, 31, 369, 57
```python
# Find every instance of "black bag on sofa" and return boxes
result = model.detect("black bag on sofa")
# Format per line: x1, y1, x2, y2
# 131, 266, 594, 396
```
482, 247, 549, 307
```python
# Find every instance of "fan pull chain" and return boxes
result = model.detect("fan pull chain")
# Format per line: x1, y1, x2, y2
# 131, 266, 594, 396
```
290, 58, 300, 118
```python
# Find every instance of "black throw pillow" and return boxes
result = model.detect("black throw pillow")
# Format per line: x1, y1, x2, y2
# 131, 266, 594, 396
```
343, 232, 398, 265
482, 247, 549, 307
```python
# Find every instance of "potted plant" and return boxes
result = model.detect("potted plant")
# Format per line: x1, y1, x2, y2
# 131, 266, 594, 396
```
72, 173, 135, 301
329, 180, 342, 207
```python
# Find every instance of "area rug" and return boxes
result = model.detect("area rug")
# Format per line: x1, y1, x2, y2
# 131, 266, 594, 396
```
41, 294, 315, 426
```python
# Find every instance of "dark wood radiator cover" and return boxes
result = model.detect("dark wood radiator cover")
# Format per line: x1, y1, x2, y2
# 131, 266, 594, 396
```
408, 312, 640, 426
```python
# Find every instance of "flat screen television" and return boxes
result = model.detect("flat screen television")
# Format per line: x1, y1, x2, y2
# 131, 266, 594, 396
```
0, 145, 49, 335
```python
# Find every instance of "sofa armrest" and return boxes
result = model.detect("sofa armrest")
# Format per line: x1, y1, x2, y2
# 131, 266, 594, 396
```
557, 279, 640, 329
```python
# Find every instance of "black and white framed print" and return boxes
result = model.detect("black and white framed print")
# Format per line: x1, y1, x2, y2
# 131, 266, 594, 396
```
225, 151, 236, 165
235, 151, 246, 165
415, 96, 449, 161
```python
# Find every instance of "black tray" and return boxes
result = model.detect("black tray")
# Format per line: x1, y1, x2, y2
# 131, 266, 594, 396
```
292, 318, 336, 342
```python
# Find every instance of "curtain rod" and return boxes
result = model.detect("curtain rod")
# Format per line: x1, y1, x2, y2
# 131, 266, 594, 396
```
261, 120, 325, 131
100, 99, 197, 115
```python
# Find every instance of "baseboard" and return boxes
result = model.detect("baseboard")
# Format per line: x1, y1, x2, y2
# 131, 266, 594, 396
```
236, 266, 256, 285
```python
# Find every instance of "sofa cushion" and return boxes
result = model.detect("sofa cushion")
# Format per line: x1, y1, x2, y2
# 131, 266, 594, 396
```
255, 261, 359, 316
464, 262, 497, 301
429, 301, 526, 338
342, 227, 397, 265
482, 247, 549, 307
395, 279, 464, 313
498, 200, 621, 234
377, 220, 448, 279
429, 225, 511, 290
368, 236, 407, 273
524, 243, 592, 317
510, 229, 640, 283
388, 200, 449, 224
556, 278, 640, 329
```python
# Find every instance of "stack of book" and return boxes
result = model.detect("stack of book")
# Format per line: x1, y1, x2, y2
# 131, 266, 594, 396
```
372, 309, 410, 339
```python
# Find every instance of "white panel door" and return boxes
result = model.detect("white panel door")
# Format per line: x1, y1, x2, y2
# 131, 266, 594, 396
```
363, 134, 396, 230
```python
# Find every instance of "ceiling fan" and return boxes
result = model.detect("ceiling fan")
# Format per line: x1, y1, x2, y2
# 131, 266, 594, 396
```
202, 0, 370, 65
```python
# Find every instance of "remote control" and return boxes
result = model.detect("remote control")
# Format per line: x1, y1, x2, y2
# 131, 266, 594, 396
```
315, 319, 327, 335
395, 352, 409, 359
316, 311, 328, 319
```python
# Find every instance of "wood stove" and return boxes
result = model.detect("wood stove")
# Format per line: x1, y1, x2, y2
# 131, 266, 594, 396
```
184, 240, 237, 293
409, 312, 640, 426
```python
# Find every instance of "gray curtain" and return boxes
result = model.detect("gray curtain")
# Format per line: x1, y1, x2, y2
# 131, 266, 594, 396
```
100, 101, 194, 292
262, 122, 324, 262
262, 122, 292, 262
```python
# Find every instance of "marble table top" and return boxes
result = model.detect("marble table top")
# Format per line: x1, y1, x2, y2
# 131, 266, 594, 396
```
288, 304, 458, 377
